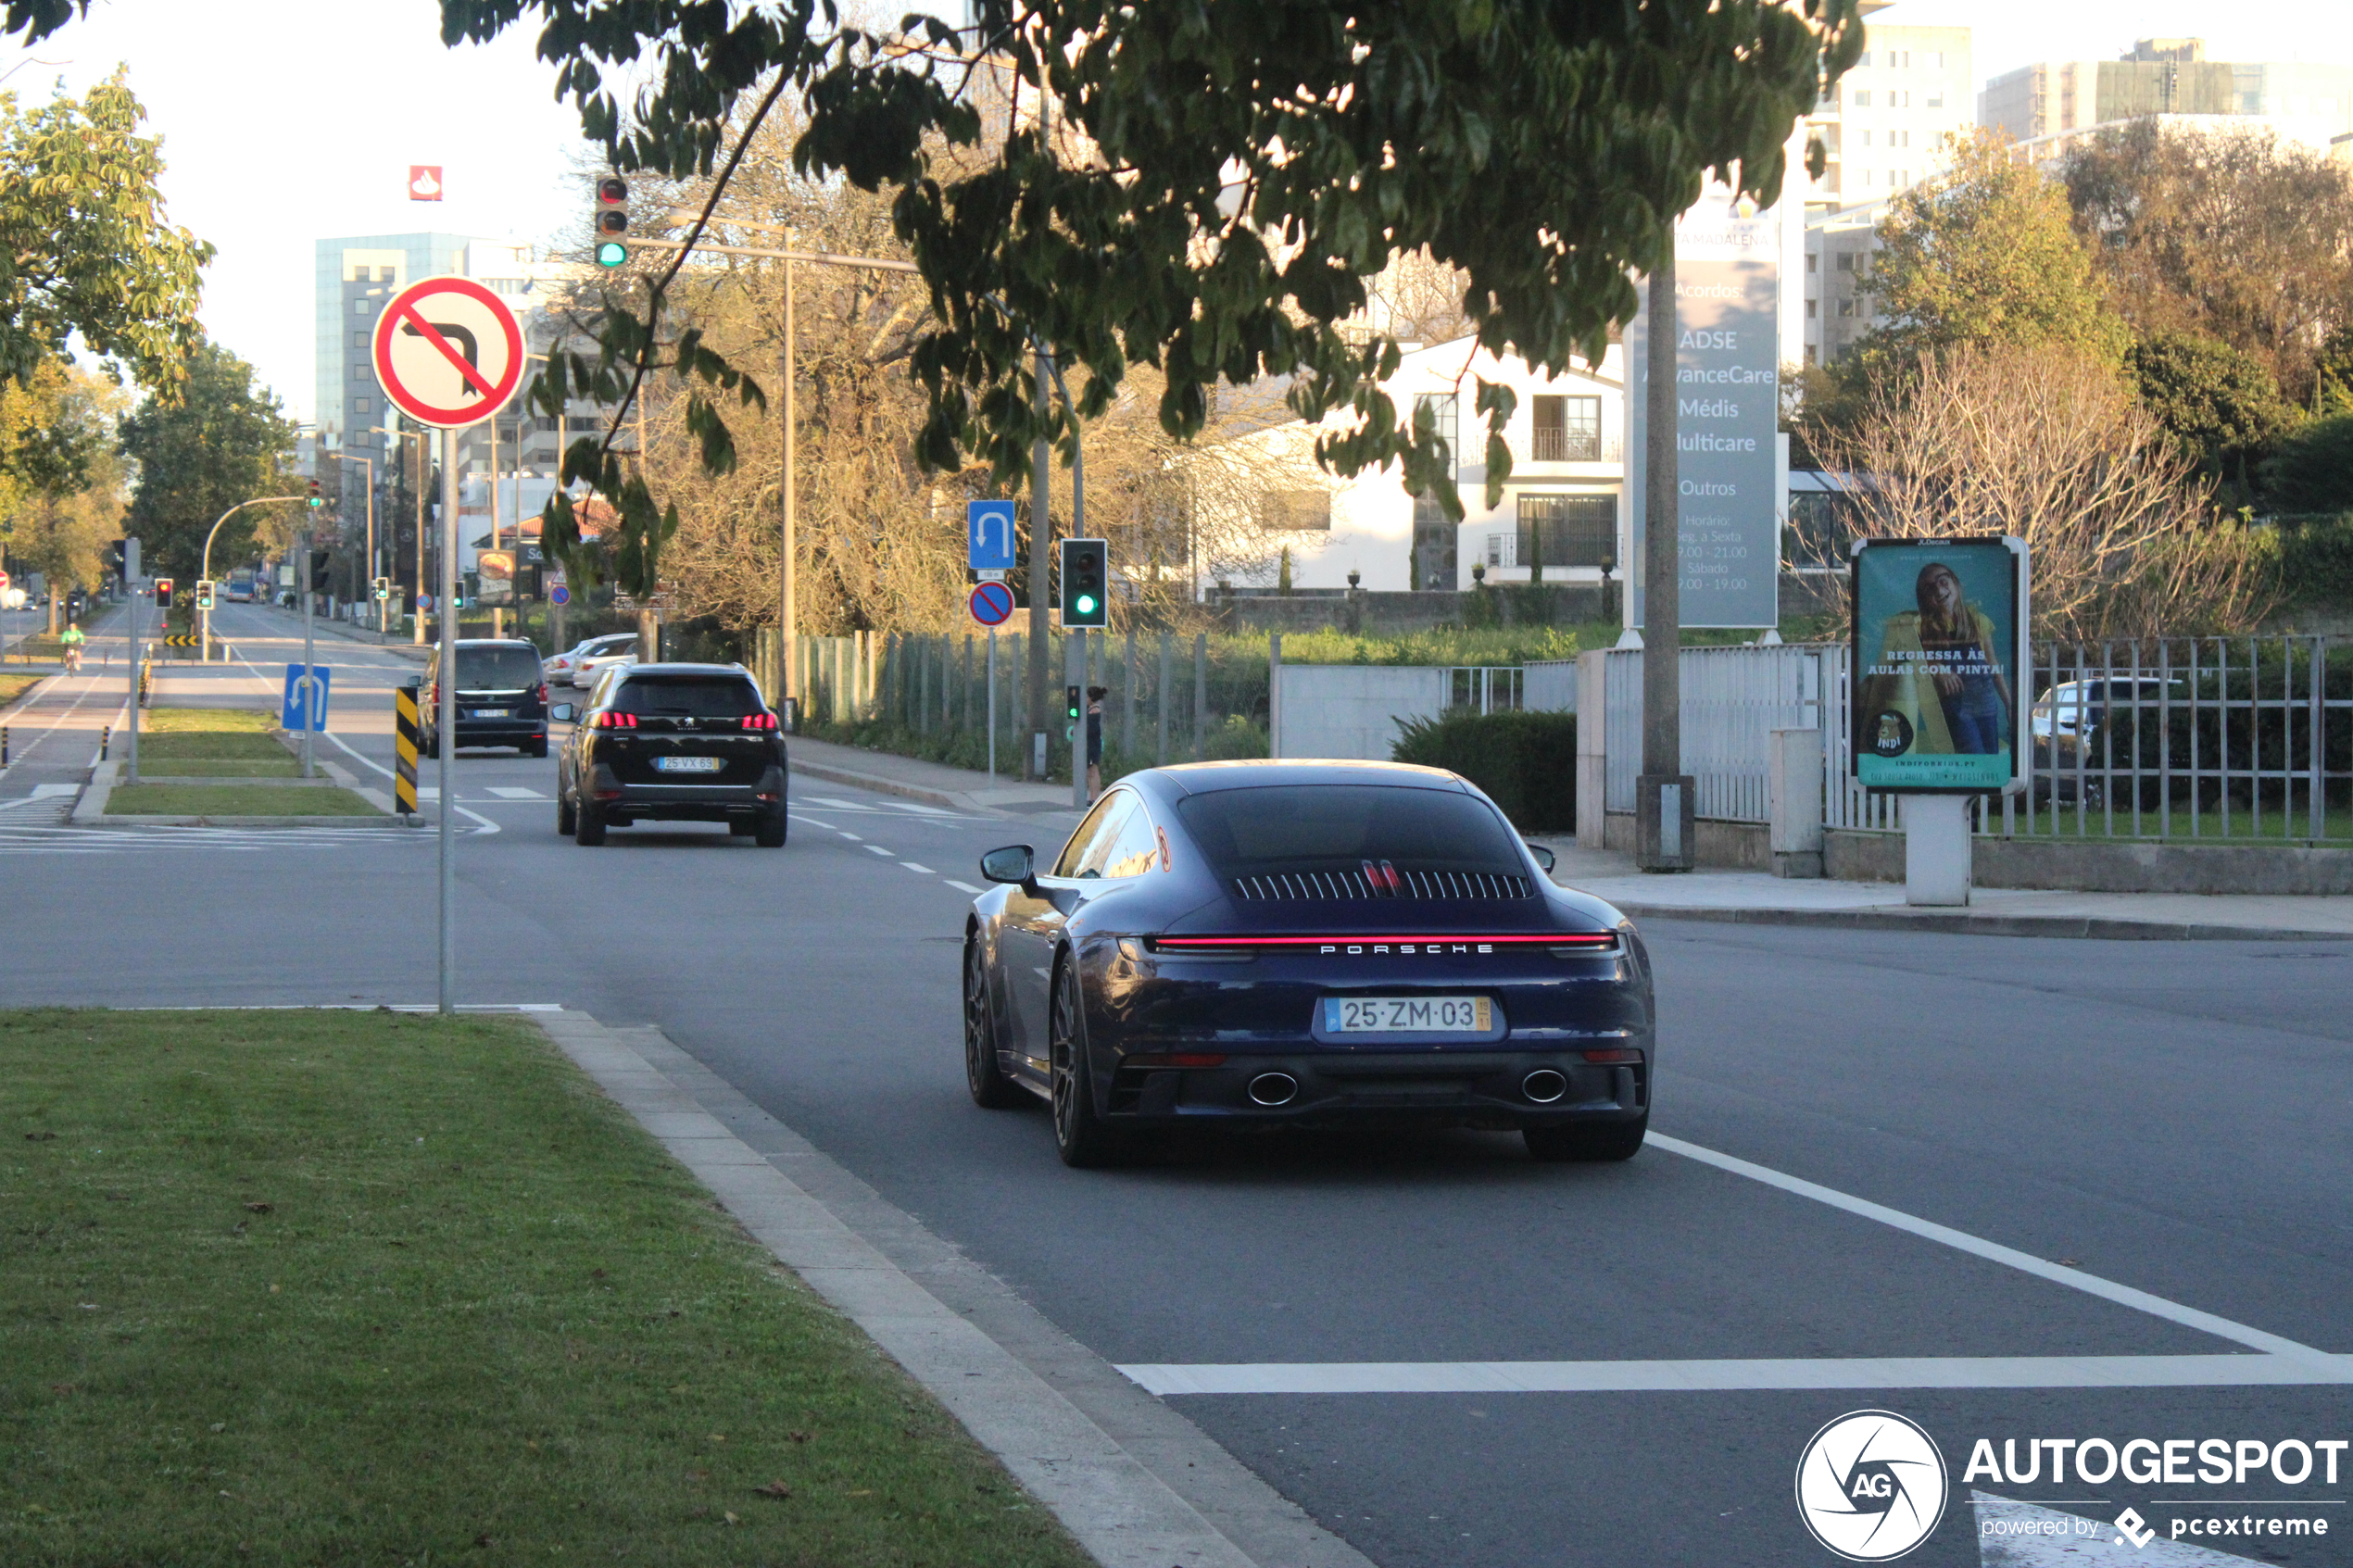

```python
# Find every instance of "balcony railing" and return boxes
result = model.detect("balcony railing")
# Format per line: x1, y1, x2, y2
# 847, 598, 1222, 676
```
1508, 428, 1619, 465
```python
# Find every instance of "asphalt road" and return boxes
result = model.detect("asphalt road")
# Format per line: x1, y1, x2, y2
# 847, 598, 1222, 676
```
4, 596, 2350, 1567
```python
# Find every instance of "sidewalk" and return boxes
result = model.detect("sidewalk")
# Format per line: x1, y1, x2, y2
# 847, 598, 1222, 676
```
1529, 837, 2353, 941
788, 733, 1083, 818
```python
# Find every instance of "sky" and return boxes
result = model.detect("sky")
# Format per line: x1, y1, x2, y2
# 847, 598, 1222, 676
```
12, 1, 2353, 425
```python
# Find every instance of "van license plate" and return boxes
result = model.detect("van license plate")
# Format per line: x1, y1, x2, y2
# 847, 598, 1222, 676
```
1323, 997, 1491, 1033
471, 708, 510, 719
655, 756, 723, 772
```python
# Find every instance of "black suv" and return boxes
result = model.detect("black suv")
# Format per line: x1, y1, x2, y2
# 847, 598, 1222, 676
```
553, 663, 787, 847
422, 639, 551, 757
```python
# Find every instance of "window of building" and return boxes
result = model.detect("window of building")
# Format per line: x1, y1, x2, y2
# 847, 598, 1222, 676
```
354, 395, 371, 414
1806, 254, 1817, 273
1852, 89, 1871, 107
353, 331, 370, 349
353, 364, 371, 381
1806, 299, 1818, 319
1529, 395, 1602, 461
1858, 50, 1869, 67
1836, 253, 1856, 272
1516, 494, 1617, 571
1803, 345, 1818, 367
1860, 129, 1873, 147
1927, 92, 1944, 108
1838, 300, 1856, 319
353, 299, 371, 315
1485, 531, 1516, 569
1414, 393, 1459, 472
1926, 51, 1944, 69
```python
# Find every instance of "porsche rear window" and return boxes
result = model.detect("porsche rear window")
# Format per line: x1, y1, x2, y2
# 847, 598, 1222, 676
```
611, 676, 762, 719
1175, 784, 1524, 879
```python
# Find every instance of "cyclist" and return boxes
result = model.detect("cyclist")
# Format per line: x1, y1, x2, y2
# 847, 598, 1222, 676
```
59, 621, 84, 673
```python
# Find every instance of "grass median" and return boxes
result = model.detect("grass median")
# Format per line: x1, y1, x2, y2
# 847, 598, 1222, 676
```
0, 1009, 1092, 1568
0, 671, 41, 712
106, 783, 380, 817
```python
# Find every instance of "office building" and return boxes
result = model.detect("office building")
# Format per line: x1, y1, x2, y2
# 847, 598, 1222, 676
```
1981, 40, 2353, 157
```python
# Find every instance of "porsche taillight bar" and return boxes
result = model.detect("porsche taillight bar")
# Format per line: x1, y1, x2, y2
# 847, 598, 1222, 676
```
1150, 934, 1617, 950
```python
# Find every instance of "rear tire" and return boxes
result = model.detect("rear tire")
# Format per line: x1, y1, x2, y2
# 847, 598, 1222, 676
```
557, 790, 576, 835
526, 738, 548, 759
964, 936, 1026, 1110
1524, 1114, 1648, 1163
1051, 960, 1129, 1167
573, 800, 607, 846
754, 806, 786, 847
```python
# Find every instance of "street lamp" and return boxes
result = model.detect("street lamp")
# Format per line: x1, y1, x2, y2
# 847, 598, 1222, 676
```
199, 494, 306, 662
336, 445, 378, 632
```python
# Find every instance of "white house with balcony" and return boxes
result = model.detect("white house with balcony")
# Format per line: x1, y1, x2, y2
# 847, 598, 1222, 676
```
1213, 336, 1629, 595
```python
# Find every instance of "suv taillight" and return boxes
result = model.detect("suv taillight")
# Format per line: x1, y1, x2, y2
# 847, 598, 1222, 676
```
741, 712, 779, 731
590, 711, 637, 730
536, 684, 549, 703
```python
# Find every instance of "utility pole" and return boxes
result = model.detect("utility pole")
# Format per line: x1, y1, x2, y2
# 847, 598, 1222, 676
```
780, 231, 797, 709
1637, 232, 1692, 872
300, 527, 318, 780
1027, 348, 1051, 779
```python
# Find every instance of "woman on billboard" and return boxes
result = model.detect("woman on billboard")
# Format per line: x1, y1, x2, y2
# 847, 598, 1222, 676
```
1861, 560, 2012, 756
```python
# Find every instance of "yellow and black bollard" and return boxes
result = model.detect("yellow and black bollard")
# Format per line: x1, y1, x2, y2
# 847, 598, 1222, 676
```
393, 684, 422, 817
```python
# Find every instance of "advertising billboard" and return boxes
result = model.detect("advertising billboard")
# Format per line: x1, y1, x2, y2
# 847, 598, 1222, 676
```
1851, 537, 2030, 794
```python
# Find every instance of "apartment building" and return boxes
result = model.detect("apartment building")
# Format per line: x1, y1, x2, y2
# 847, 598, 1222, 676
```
1982, 39, 2353, 157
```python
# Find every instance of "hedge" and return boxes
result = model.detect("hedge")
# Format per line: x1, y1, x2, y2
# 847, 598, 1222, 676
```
1390, 709, 1578, 831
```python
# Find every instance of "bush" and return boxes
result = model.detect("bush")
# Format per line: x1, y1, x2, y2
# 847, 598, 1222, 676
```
1390, 709, 1577, 831
2261, 415, 2353, 516
2275, 512, 2353, 609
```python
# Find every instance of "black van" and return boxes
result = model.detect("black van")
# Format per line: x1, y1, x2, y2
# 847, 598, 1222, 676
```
422, 639, 551, 757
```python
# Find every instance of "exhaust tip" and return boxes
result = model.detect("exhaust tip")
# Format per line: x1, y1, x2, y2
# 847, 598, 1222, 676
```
1247, 1072, 1299, 1108
1521, 1069, 1568, 1104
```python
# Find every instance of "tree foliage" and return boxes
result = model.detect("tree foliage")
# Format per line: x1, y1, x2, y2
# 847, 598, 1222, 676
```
0, 70, 211, 400
0, 360, 126, 596
116, 342, 301, 582
435, 0, 1857, 594
2259, 416, 2353, 518
2125, 331, 2296, 501
1866, 129, 2126, 366
2062, 119, 2353, 406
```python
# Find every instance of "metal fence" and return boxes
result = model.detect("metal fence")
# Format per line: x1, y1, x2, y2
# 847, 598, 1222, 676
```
1445, 666, 1524, 714
1603, 635, 2353, 842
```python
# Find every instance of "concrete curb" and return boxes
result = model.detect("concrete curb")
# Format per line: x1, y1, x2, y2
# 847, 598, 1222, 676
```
1615, 902, 2353, 943
75, 812, 404, 829
532, 1009, 1374, 1568
787, 753, 1076, 819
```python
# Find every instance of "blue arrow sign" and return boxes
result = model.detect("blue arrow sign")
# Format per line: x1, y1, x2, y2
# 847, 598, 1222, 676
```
967, 499, 1016, 571
281, 664, 332, 733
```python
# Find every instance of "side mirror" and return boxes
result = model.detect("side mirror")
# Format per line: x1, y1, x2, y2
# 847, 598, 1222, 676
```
550, 703, 576, 723
979, 845, 1038, 890
1526, 841, 1558, 873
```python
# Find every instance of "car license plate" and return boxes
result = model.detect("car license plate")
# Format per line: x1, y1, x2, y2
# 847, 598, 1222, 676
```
1323, 996, 1491, 1034
654, 756, 723, 772
472, 708, 510, 719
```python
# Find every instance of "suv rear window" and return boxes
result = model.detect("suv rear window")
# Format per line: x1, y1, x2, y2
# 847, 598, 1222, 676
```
454, 644, 543, 690
1175, 784, 1524, 880
611, 675, 762, 719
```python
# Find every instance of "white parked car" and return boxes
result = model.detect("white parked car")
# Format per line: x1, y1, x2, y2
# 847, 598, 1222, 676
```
546, 632, 641, 688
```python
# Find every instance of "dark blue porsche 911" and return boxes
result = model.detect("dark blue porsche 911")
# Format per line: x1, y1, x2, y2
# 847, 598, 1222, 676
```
961, 759, 1655, 1168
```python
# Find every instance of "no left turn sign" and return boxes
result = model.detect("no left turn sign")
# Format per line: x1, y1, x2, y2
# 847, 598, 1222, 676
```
371, 276, 525, 430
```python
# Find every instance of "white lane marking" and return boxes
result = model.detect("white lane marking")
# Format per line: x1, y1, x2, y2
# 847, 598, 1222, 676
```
1115, 1353, 2353, 1398
945, 880, 983, 894
900, 861, 936, 873
485, 786, 546, 799
0, 672, 107, 784
30, 783, 78, 798
879, 800, 953, 815
790, 814, 837, 829
839, 831, 862, 841
319, 727, 499, 834
1646, 1133, 2331, 1363
799, 796, 879, 811
862, 844, 895, 857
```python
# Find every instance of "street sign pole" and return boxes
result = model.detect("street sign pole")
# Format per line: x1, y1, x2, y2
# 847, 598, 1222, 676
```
439, 426, 459, 1016
987, 627, 997, 780
125, 577, 140, 784
300, 529, 317, 780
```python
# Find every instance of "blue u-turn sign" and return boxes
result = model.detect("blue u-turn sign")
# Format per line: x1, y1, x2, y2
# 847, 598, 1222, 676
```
281, 664, 331, 732
967, 499, 1017, 571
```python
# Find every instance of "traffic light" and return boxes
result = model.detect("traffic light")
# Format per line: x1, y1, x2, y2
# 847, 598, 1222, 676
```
307, 479, 322, 510
372, 576, 392, 602
595, 175, 629, 267
308, 550, 333, 593
1058, 537, 1108, 628
155, 577, 175, 608
1065, 684, 1081, 722
111, 537, 140, 581
194, 580, 215, 610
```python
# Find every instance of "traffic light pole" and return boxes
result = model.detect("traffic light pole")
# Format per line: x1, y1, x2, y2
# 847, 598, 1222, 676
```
300, 528, 317, 780
199, 495, 304, 663
124, 577, 140, 784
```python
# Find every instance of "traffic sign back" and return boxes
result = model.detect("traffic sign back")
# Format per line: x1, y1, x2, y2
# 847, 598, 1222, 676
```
371, 276, 525, 430
969, 580, 1015, 628
967, 500, 1016, 572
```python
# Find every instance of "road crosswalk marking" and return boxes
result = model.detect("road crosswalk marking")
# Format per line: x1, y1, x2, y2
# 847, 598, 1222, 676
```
0, 823, 449, 855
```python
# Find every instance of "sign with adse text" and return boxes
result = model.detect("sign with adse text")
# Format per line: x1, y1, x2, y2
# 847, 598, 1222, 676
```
1851, 537, 2030, 794
1625, 192, 1780, 629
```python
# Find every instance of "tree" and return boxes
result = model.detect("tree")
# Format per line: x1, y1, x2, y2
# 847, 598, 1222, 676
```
2062, 120, 2353, 405
0, 69, 210, 403
2259, 416, 2353, 517
0, 360, 126, 603
417, 0, 1858, 590
1866, 129, 2127, 366
116, 341, 301, 582
2126, 331, 2296, 503
1812, 343, 2272, 642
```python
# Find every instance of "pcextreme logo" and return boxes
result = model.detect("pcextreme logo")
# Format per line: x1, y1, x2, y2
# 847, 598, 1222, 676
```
1795, 1410, 1951, 1562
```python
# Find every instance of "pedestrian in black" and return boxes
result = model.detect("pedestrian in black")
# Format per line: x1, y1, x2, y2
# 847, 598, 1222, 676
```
1085, 684, 1107, 801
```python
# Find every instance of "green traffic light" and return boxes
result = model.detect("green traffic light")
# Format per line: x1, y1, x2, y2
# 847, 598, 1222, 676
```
596, 240, 628, 268
1075, 595, 1097, 615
